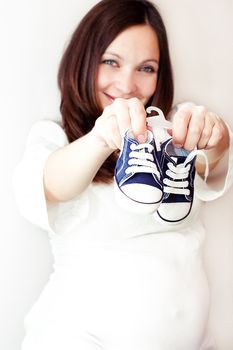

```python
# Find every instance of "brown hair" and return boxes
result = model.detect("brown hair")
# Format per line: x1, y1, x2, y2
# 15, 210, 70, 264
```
58, 0, 174, 183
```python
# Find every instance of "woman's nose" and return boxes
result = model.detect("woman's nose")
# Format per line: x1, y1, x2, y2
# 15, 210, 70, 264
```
115, 69, 137, 96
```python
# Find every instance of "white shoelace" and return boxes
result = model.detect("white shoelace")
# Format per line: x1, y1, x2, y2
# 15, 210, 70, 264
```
125, 142, 160, 178
163, 150, 209, 195
146, 106, 172, 152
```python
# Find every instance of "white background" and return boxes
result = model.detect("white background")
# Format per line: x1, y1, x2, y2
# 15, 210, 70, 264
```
1, 0, 233, 349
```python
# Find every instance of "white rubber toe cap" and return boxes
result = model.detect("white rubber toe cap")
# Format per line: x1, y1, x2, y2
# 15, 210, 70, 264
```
121, 183, 163, 204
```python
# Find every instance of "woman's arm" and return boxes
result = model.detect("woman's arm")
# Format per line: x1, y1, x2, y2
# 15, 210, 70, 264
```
43, 131, 112, 202
44, 98, 148, 202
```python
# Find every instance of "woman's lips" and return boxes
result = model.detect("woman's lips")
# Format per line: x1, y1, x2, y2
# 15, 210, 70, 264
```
104, 93, 115, 102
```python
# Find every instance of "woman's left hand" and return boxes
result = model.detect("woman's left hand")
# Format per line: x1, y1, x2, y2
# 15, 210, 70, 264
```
170, 103, 230, 171
171, 104, 228, 151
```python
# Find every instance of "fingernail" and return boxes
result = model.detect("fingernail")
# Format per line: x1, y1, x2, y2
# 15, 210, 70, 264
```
137, 132, 147, 143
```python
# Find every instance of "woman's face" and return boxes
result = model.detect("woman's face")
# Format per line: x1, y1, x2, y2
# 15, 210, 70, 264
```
96, 24, 160, 109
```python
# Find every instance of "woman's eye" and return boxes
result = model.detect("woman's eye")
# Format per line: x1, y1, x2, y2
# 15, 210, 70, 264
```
102, 59, 117, 66
140, 66, 156, 73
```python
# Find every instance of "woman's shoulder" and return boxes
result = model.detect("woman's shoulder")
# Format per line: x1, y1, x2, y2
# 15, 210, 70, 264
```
27, 118, 68, 147
28, 118, 64, 137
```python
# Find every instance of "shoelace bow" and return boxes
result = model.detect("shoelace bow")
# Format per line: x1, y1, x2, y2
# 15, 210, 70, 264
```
163, 149, 209, 195
125, 142, 160, 178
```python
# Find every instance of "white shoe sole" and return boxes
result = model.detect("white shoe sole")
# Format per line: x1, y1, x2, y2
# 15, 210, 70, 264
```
114, 180, 162, 215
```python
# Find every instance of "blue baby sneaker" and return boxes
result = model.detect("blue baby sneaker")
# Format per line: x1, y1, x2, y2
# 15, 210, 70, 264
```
154, 138, 209, 224
114, 130, 163, 214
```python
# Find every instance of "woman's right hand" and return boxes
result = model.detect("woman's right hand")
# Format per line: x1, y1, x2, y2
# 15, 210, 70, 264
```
92, 97, 148, 150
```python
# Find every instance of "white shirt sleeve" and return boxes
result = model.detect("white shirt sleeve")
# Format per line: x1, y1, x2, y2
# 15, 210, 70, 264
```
12, 120, 69, 233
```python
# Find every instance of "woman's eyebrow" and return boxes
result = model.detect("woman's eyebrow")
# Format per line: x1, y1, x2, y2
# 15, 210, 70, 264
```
103, 51, 122, 59
140, 59, 159, 66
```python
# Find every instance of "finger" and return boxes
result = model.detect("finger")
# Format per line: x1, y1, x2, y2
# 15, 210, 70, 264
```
197, 112, 215, 149
128, 98, 147, 142
205, 119, 224, 149
109, 118, 122, 149
183, 106, 206, 150
104, 115, 122, 149
96, 105, 122, 149
172, 107, 192, 148
112, 98, 132, 138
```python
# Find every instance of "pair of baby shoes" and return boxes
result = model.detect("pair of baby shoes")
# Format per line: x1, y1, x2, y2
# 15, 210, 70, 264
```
114, 107, 209, 224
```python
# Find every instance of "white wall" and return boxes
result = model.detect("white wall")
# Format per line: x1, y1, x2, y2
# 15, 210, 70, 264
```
1, 1, 232, 349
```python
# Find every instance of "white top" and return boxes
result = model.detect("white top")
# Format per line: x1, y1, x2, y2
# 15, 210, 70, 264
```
13, 117, 233, 350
